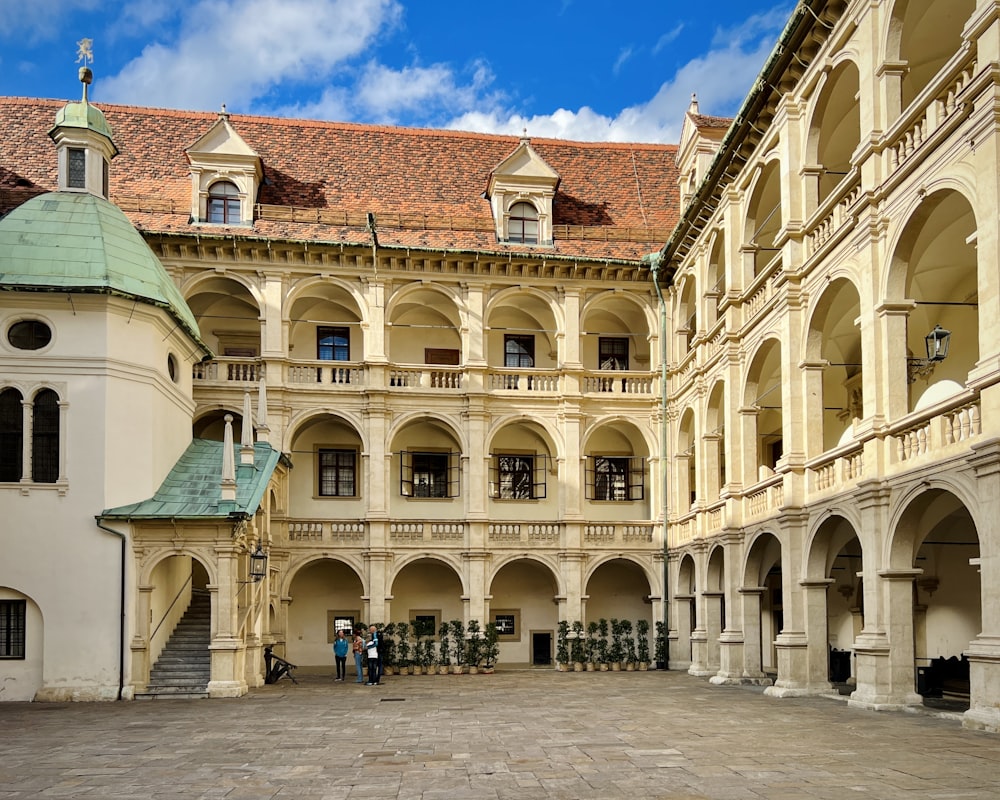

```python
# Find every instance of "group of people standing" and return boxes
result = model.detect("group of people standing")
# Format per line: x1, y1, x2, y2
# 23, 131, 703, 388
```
332, 625, 381, 685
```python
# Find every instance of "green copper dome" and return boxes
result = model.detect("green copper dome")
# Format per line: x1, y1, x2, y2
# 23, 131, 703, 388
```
0, 192, 209, 355
51, 100, 116, 148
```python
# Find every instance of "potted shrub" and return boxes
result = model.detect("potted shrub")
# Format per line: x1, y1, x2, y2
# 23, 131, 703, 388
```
585, 621, 599, 671
397, 621, 412, 674
636, 619, 650, 670
466, 618, 483, 674
482, 622, 499, 673
438, 621, 451, 674
597, 618, 610, 670
412, 626, 424, 675
381, 622, 397, 676
609, 618, 623, 670
556, 620, 569, 670
623, 619, 636, 670
654, 621, 667, 670
571, 620, 585, 671
449, 619, 466, 673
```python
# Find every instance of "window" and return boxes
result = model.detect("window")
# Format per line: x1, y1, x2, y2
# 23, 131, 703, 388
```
411, 613, 438, 638
8, 320, 51, 351
102, 158, 110, 199
586, 455, 644, 501
599, 337, 629, 370
0, 600, 26, 659
0, 388, 23, 482
318, 449, 356, 497
32, 390, 59, 484
490, 454, 547, 499
504, 334, 534, 368
492, 609, 521, 642
400, 451, 458, 498
508, 202, 539, 244
68, 148, 86, 189
317, 326, 350, 361
327, 612, 357, 642
207, 181, 241, 224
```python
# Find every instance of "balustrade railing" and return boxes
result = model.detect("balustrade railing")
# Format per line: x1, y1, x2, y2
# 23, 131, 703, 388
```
488, 370, 561, 392
488, 523, 562, 544
892, 399, 981, 465
193, 358, 262, 384
581, 371, 655, 395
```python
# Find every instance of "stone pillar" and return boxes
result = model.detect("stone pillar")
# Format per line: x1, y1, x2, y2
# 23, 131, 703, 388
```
739, 587, 770, 684
869, 569, 922, 709
710, 533, 746, 685
131, 584, 154, 690
207, 548, 247, 698
672, 594, 693, 671
964, 439, 1000, 732
792, 579, 834, 695
703, 592, 723, 674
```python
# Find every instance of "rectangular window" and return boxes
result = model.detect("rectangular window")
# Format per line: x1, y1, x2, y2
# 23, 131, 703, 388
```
504, 334, 534, 368
327, 611, 357, 642
586, 455, 644, 501
492, 609, 521, 642
68, 148, 86, 189
400, 450, 458, 498
490, 454, 547, 499
317, 326, 350, 361
598, 337, 629, 370
102, 158, 109, 199
0, 600, 26, 659
318, 449, 356, 497
411, 613, 438, 638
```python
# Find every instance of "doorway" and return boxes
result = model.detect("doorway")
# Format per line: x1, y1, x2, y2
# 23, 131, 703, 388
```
531, 631, 552, 665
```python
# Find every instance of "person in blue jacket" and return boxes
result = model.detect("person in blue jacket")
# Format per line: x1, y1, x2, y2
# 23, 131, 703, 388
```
332, 629, 349, 681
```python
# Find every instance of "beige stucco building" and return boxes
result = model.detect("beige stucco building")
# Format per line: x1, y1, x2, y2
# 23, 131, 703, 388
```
4, 0, 1000, 736
657, 0, 1000, 732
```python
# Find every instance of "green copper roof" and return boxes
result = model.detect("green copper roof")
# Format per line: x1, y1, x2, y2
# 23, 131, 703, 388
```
100, 440, 282, 519
50, 100, 117, 152
0, 192, 209, 355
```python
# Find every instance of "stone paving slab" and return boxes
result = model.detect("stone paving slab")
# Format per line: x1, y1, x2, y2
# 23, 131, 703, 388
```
0, 670, 997, 799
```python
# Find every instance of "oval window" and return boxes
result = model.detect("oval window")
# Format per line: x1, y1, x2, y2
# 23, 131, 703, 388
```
8, 320, 52, 350
167, 353, 179, 382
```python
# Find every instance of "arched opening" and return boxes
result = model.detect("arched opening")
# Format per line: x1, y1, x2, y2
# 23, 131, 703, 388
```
889, 189, 978, 413
676, 276, 697, 354
287, 414, 364, 514
583, 420, 651, 519
585, 558, 654, 667
487, 419, 558, 515
705, 232, 727, 327
287, 282, 364, 385
489, 559, 559, 667
891, 489, 980, 710
285, 559, 364, 667
675, 554, 697, 667
186, 277, 261, 367
806, 278, 863, 454
387, 559, 463, 672
744, 160, 783, 278
743, 532, 782, 680
706, 382, 727, 503
388, 417, 462, 511
889, 0, 976, 115
745, 339, 784, 481
486, 290, 559, 381
387, 285, 462, 370
677, 408, 697, 509
810, 60, 861, 210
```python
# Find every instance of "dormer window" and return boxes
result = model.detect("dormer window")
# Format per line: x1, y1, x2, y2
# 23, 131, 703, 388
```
508, 202, 539, 244
207, 181, 241, 224
186, 110, 262, 228
487, 136, 559, 246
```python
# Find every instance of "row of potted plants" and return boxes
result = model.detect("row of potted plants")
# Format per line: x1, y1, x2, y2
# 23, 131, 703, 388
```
556, 619, 667, 671
376, 619, 501, 675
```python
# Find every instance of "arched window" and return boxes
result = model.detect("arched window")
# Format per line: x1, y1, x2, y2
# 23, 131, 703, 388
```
508, 202, 538, 244
0, 388, 23, 482
31, 389, 59, 483
207, 181, 241, 224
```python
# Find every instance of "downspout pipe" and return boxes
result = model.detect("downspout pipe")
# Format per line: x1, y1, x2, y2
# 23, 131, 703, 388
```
95, 518, 127, 701
645, 251, 671, 668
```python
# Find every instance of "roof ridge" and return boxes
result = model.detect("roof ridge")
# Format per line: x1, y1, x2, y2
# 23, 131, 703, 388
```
0, 95, 677, 149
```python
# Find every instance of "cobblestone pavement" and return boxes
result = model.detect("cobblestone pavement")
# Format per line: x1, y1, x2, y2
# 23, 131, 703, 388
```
1, 669, 998, 799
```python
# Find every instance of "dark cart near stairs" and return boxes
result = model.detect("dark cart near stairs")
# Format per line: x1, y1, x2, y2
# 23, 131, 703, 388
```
263, 646, 298, 684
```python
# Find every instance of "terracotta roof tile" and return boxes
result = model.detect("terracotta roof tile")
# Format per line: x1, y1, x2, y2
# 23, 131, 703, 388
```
690, 113, 733, 130
0, 97, 679, 261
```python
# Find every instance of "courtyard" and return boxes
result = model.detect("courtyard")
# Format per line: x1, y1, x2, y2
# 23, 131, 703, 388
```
1, 669, 997, 799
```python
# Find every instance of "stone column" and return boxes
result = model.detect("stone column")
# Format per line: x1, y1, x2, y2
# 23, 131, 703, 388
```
207, 547, 246, 698
711, 533, 746, 685
703, 592, 723, 674
965, 439, 1000, 732
739, 587, 770, 684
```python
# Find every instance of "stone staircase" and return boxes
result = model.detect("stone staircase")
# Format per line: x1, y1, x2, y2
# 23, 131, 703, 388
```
136, 589, 211, 700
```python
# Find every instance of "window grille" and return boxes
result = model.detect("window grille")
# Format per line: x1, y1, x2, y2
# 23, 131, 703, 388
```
0, 600, 26, 659
318, 449, 356, 497
400, 451, 459, 498
31, 389, 59, 483
585, 455, 644, 501
489, 454, 547, 499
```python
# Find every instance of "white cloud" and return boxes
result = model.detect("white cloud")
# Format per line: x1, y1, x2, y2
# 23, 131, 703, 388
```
445, 8, 786, 143
653, 24, 684, 55
0, 0, 100, 43
97, 0, 402, 111
613, 47, 633, 76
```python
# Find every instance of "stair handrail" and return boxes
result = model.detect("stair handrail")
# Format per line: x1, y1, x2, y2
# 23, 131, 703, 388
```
151, 574, 195, 642
236, 578, 264, 637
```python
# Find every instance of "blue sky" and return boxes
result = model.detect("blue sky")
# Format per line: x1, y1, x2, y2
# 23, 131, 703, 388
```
1, 0, 793, 143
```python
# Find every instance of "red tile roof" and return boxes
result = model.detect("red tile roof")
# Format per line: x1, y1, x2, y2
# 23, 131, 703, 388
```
0, 97, 680, 262
690, 113, 733, 130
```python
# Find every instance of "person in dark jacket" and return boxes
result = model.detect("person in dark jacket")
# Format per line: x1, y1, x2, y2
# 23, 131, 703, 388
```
366, 625, 381, 685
